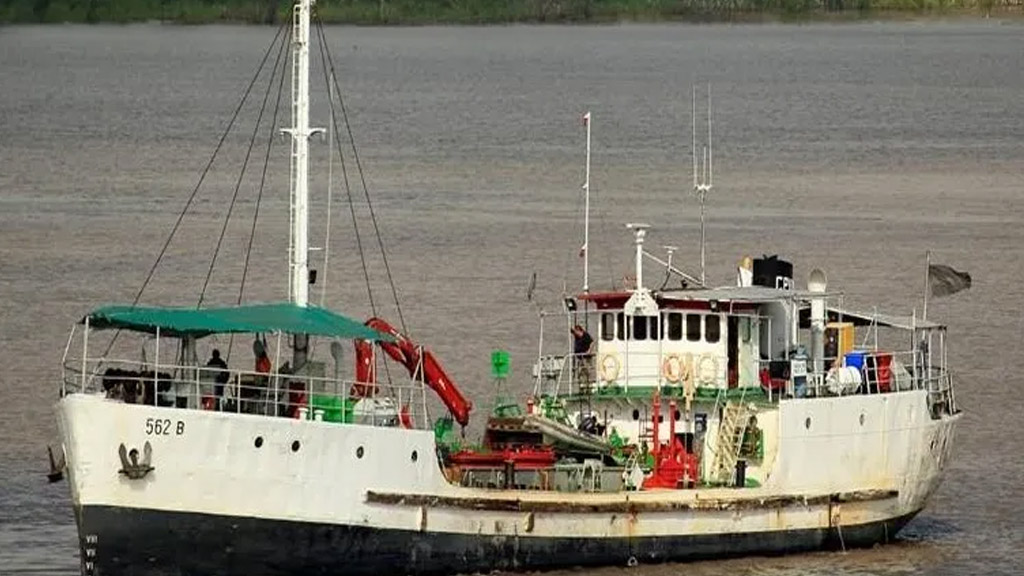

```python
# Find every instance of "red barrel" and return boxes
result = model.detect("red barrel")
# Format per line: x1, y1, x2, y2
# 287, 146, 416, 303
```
876, 353, 893, 392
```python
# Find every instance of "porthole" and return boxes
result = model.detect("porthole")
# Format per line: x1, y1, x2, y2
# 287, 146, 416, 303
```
411, 450, 418, 462
674, 410, 681, 422
356, 446, 364, 459
254, 436, 264, 448
805, 417, 812, 430
658, 415, 664, 423
632, 409, 640, 421
291, 440, 300, 452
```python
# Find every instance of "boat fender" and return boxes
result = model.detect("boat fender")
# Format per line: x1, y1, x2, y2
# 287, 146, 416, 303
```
661, 354, 683, 383
697, 353, 718, 386
599, 353, 620, 383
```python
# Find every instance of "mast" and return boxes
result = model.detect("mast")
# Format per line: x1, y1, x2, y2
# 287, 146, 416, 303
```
692, 84, 712, 286
287, 0, 313, 308
284, 0, 323, 369
582, 111, 592, 294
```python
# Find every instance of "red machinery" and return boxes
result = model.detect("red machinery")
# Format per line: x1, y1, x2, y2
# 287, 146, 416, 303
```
353, 317, 472, 427
642, 393, 698, 490
448, 446, 556, 470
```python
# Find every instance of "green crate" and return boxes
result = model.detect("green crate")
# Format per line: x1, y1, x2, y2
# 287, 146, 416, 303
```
310, 394, 354, 423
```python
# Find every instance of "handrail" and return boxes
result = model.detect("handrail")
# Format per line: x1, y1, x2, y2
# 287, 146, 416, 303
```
532, 346, 954, 404
62, 355, 432, 429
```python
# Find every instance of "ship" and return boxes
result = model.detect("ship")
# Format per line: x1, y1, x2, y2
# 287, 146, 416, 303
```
55, 2, 964, 574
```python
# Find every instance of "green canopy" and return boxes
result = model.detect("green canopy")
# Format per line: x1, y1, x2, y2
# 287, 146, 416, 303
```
83, 302, 393, 342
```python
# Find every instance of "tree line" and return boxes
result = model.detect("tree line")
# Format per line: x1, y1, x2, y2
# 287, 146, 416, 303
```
2, 0, 1018, 24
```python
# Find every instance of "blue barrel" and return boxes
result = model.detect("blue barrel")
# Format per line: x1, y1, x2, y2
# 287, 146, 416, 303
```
844, 351, 867, 371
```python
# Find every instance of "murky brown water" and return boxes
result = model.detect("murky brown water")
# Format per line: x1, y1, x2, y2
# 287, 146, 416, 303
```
1, 21, 1023, 575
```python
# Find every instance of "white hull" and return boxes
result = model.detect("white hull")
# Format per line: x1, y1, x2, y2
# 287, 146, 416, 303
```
58, 389, 958, 575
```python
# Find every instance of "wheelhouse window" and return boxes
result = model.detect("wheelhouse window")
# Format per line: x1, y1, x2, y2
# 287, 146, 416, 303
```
686, 314, 701, 342
705, 315, 721, 343
666, 312, 682, 341
616, 312, 625, 341
601, 313, 615, 342
632, 315, 648, 341
649, 316, 659, 341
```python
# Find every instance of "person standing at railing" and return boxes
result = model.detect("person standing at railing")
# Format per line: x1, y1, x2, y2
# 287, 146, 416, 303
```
572, 324, 594, 387
204, 349, 229, 410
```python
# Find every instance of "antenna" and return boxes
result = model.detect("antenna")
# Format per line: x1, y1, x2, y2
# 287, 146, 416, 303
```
663, 245, 678, 271
582, 111, 592, 294
691, 85, 697, 192
692, 83, 713, 286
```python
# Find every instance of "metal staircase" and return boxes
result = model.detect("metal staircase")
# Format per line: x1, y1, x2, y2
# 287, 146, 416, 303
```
710, 401, 752, 485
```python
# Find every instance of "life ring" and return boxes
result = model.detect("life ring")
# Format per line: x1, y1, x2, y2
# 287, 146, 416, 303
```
662, 354, 683, 383
599, 353, 620, 383
697, 353, 719, 386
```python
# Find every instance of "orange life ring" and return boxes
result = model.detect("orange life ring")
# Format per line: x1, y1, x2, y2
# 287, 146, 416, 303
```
662, 354, 683, 383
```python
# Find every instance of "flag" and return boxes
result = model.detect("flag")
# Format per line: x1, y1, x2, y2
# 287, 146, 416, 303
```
582, 112, 590, 127
578, 243, 587, 258
928, 264, 971, 297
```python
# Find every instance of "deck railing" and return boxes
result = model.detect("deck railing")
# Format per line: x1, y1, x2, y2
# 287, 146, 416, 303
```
62, 356, 432, 429
532, 346, 957, 412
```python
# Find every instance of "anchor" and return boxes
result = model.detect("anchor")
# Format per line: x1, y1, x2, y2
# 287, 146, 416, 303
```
118, 441, 154, 480
46, 445, 66, 483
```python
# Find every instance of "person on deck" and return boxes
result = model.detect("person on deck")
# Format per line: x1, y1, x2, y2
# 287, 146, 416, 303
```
571, 324, 594, 387
205, 349, 229, 409
253, 337, 271, 374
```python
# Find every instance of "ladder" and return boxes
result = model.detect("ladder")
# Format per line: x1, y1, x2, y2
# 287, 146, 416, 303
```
710, 401, 752, 485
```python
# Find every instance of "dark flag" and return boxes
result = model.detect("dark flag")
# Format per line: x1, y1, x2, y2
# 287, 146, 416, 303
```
928, 264, 971, 297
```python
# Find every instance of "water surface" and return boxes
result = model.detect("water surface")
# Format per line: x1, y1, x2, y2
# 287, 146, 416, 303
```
1, 20, 1022, 575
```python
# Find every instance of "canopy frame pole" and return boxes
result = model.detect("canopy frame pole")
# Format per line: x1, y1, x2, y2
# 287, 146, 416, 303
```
273, 332, 283, 417
81, 317, 89, 391
154, 327, 161, 406
61, 325, 76, 396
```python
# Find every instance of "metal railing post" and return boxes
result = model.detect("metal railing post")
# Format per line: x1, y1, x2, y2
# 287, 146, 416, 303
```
81, 317, 89, 391
154, 327, 160, 406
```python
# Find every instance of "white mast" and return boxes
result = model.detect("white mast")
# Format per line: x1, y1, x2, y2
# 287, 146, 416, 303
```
582, 111, 592, 294
285, 0, 323, 308
692, 84, 712, 286
284, 0, 323, 369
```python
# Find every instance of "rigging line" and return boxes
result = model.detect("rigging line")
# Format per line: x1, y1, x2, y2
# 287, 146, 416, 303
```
316, 16, 407, 335
97, 21, 288, 362
314, 21, 400, 392
228, 26, 293, 364
199, 21, 291, 308
312, 20, 376, 319
319, 45, 335, 309
562, 168, 587, 294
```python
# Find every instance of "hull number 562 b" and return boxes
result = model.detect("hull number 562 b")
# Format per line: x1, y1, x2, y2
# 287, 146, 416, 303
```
145, 418, 185, 436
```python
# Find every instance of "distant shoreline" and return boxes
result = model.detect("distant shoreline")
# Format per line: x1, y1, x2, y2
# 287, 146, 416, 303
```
3, 1, 1022, 26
